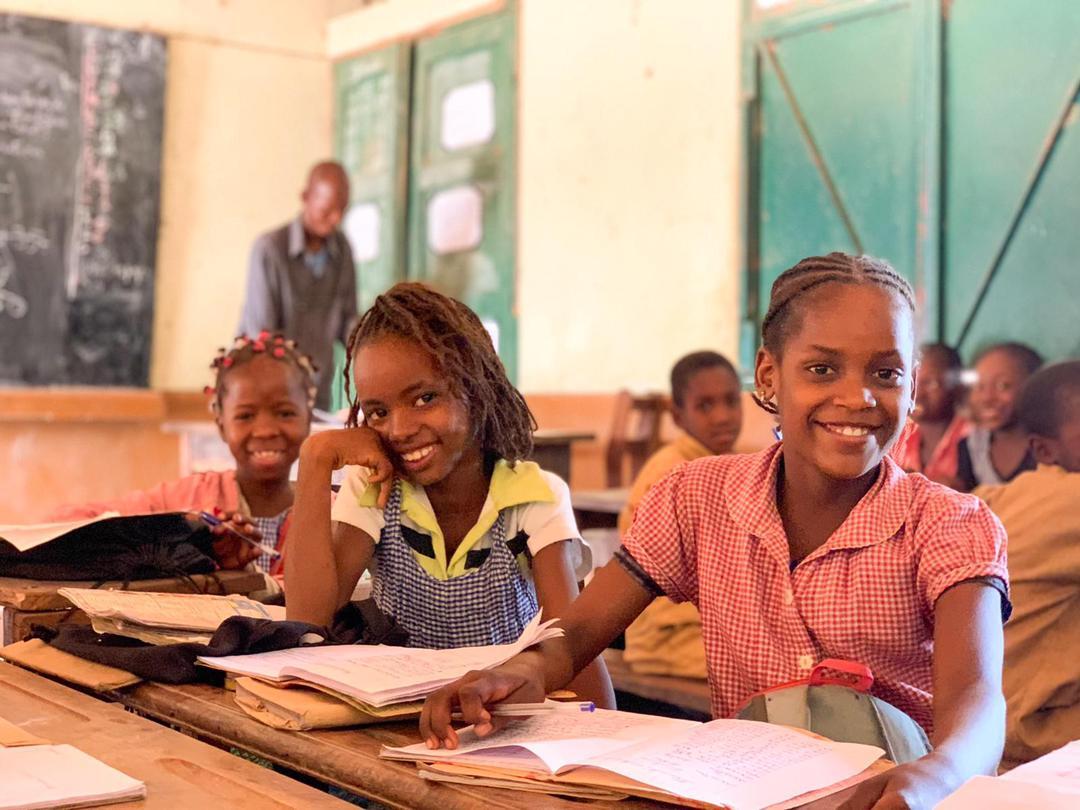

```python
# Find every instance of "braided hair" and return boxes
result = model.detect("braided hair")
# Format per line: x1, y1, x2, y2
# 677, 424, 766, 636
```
755, 252, 916, 414
342, 282, 537, 463
206, 331, 318, 414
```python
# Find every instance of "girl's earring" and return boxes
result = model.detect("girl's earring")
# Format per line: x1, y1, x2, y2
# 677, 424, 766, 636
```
753, 388, 779, 415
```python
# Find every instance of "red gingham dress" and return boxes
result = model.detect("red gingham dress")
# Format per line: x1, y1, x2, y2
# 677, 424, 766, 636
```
622, 443, 1009, 735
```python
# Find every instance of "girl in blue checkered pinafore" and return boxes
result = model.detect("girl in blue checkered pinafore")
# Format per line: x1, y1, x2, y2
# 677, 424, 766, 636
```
285, 283, 614, 707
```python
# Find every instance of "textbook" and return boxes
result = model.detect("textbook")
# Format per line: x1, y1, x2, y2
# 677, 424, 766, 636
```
381, 711, 885, 810
0, 743, 146, 809
198, 612, 563, 708
58, 588, 284, 645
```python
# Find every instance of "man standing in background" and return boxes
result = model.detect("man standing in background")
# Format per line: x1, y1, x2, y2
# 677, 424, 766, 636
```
239, 161, 357, 411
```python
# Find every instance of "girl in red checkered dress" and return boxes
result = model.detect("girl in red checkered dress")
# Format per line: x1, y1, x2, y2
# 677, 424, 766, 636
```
423, 253, 1011, 810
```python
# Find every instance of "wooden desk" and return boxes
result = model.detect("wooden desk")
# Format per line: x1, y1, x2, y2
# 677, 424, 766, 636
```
603, 648, 712, 717
573, 487, 630, 530
108, 680, 883, 810
531, 429, 596, 483
0, 570, 266, 645
110, 680, 654, 810
0, 662, 348, 808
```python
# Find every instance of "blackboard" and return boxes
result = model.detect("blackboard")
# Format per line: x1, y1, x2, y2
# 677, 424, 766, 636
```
0, 14, 166, 386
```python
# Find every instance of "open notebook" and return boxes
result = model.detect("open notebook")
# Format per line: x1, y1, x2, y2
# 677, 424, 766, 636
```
382, 711, 884, 810
0, 743, 145, 810
198, 612, 564, 709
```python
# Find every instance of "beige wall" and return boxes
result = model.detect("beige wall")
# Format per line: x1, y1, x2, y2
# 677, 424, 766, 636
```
0, 0, 334, 390
328, 0, 743, 393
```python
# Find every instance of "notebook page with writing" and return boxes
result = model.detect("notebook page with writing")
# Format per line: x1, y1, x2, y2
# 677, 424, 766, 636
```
581, 719, 882, 810
0, 743, 145, 810
58, 588, 279, 631
384, 709, 696, 773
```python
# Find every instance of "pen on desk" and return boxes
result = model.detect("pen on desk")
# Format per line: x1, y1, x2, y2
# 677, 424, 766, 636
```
193, 511, 280, 559
451, 701, 595, 720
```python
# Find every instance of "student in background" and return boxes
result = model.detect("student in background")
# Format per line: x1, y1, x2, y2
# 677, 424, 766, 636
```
976, 361, 1080, 768
239, 161, 357, 411
285, 282, 613, 707
424, 254, 1009, 810
956, 342, 1043, 490
53, 333, 316, 575
892, 343, 970, 486
617, 351, 742, 680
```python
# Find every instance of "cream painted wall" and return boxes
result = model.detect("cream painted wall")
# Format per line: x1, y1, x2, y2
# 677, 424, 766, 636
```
328, 0, 743, 392
0, 0, 334, 389
517, 0, 741, 391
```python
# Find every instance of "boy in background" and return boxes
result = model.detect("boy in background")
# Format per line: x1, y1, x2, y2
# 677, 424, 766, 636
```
618, 351, 742, 679
976, 360, 1080, 768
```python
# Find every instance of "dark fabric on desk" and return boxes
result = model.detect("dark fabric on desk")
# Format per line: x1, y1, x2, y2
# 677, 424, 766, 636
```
35, 600, 408, 684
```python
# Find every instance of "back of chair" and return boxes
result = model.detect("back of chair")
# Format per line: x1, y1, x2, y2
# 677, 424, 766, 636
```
605, 390, 668, 488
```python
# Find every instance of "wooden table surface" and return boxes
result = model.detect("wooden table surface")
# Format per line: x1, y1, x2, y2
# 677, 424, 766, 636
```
111, 680, 657, 810
110, 679, 886, 810
0, 662, 348, 809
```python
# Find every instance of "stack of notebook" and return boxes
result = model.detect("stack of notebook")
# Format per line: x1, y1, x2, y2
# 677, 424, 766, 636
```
381, 710, 886, 810
58, 587, 284, 645
197, 613, 564, 724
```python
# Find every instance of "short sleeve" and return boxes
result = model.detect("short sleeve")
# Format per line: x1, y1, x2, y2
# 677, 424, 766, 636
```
518, 472, 580, 556
914, 489, 1010, 620
329, 465, 385, 542
621, 466, 699, 604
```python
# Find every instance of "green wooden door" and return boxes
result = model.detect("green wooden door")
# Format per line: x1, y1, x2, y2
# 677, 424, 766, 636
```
331, 43, 412, 411
407, 5, 519, 380
744, 0, 1080, 365
943, 1, 1080, 360
743, 0, 939, 370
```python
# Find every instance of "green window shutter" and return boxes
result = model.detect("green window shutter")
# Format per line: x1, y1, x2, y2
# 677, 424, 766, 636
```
407, 4, 519, 381
331, 43, 412, 412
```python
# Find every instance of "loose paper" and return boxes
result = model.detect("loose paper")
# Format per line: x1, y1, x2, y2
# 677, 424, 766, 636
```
0, 513, 121, 552
0, 744, 145, 810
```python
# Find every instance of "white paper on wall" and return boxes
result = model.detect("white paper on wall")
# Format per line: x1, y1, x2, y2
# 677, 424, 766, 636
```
440, 80, 496, 151
344, 202, 381, 263
427, 185, 483, 254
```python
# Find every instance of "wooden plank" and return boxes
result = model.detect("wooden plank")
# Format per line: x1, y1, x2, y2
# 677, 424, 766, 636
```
603, 648, 713, 717
113, 681, 657, 810
0, 570, 266, 611
0, 663, 348, 808
0, 388, 166, 423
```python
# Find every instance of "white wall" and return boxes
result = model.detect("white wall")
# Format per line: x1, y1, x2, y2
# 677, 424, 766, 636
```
328, 0, 743, 392
516, 0, 742, 391
0, 0, 334, 389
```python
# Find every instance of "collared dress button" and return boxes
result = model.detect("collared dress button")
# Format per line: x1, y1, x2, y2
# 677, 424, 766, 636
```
798, 654, 814, 670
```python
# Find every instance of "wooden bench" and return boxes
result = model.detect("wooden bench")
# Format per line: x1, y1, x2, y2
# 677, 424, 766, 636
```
603, 648, 712, 718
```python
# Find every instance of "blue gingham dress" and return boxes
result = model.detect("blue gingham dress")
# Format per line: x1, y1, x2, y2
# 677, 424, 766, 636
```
371, 482, 539, 649
249, 511, 287, 573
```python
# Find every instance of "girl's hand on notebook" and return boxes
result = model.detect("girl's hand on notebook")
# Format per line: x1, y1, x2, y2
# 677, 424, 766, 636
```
420, 661, 546, 750
834, 755, 954, 810
210, 512, 263, 569
300, 427, 395, 508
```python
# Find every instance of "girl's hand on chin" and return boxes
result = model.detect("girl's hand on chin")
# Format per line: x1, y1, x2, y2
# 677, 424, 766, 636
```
301, 428, 395, 508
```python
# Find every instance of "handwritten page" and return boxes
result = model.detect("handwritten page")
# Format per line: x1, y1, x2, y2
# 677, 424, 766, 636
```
199, 613, 563, 707
58, 588, 278, 632
0, 743, 145, 809
586, 719, 882, 810
0, 513, 120, 552
937, 775, 1079, 809
1002, 740, 1080, 794
386, 709, 695, 773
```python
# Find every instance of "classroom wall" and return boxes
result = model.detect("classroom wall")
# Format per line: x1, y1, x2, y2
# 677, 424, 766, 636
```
328, 0, 744, 392
0, 0, 335, 390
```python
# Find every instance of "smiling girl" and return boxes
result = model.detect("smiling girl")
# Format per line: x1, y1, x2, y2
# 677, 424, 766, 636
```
285, 283, 613, 706
422, 254, 1010, 809
52, 333, 316, 574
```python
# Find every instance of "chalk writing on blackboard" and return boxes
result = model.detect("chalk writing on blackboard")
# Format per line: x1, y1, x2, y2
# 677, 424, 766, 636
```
0, 14, 166, 386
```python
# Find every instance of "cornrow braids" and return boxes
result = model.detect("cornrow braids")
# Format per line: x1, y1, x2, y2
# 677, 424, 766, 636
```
342, 282, 537, 463
755, 252, 916, 415
205, 331, 318, 414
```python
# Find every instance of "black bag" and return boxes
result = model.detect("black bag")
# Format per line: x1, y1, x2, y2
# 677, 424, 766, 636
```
0, 513, 218, 582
